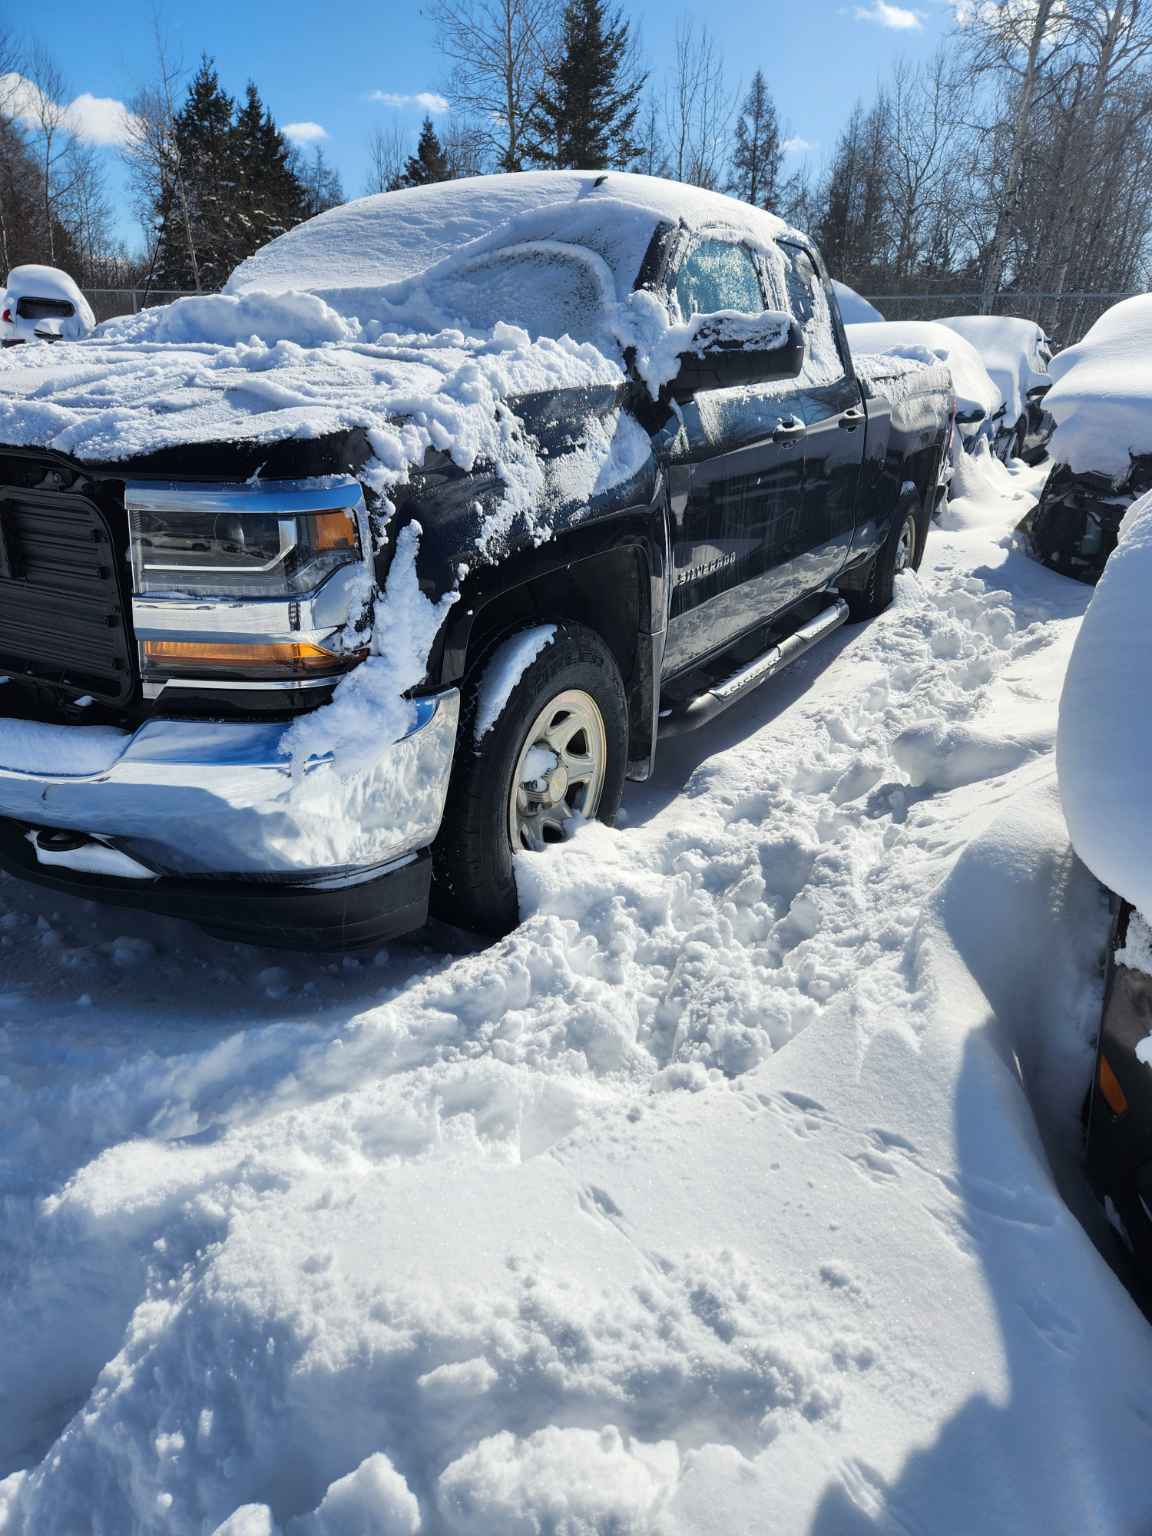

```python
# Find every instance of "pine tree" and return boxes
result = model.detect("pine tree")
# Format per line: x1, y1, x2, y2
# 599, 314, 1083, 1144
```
153, 57, 239, 290
523, 0, 646, 169
390, 117, 451, 188
232, 83, 307, 259
728, 71, 782, 211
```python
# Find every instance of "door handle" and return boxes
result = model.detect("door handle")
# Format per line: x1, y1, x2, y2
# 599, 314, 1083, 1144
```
773, 417, 805, 444
838, 407, 866, 430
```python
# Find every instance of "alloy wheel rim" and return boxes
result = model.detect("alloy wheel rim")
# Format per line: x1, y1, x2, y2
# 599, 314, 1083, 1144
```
894, 513, 917, 574
509, 689, 608, 853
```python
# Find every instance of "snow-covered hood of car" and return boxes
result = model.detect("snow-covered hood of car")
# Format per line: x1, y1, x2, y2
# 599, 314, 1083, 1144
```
0, 288, 636, 527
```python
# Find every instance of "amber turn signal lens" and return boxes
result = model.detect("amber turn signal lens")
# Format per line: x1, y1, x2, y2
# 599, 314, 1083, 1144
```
310, 509, 359, 552
1098, 1053, 1129, 1116
142, 639, 365, 679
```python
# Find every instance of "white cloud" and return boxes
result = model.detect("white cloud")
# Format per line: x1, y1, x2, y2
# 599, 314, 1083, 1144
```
782, 135, 814, 154
67, 93, 137, 146
854, 0, 924, 25
367, 90, 450, 114
283, 121, 329, 143
0, 73, 138, 146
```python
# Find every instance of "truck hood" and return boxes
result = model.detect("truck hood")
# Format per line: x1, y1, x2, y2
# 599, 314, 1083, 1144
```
0, 289, 626, 503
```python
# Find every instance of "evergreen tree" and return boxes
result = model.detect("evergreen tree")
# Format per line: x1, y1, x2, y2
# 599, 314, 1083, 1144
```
728, 71, 782, 210
153, 57, 239, 290
523, 0, 646, 169
390, 117, 451, 189
232, 83, 307, 257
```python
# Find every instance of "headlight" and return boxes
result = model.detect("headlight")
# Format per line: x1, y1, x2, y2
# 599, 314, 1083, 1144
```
129, 505, 361, 598
125, 479, 372, 693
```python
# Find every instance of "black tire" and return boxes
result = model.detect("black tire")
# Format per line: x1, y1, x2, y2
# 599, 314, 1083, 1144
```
842, 489, 924, 622
432, 622, 628, 936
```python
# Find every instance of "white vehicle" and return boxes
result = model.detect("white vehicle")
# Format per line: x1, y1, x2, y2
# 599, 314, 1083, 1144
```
845, 318, 1003, 453
0, 264, 95, 347
831, 279, 884, 324
939, 314, 1054, 463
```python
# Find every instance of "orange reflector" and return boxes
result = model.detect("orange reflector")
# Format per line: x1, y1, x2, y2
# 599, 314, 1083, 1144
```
143, 639, 362, 677
311, 509, 360, 552
1098, 1053, 1129, 1116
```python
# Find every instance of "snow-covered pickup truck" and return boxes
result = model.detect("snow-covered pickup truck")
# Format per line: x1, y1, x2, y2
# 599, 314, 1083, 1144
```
0, 172, 952, 947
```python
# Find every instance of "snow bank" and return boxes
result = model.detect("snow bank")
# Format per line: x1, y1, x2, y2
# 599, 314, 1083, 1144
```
939, 314, 1049, 423
3, 461, 1148, 1535
846, 319, 1002, 421
1057, 489, 1152, 915
1045, 294, 1152, 477
831, 280, 884, 324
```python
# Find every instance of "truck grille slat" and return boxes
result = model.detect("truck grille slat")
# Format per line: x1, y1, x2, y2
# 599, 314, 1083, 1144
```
0, 475, 135, 704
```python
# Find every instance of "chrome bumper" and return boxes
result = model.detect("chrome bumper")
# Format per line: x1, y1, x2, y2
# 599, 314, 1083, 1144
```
0, 687, 460, 883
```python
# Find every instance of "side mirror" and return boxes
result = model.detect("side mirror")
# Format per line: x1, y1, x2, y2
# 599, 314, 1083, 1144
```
670, 310, 804, 401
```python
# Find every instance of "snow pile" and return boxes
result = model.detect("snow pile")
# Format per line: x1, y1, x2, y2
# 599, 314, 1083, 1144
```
1057, 489, 1152, 916
846, 319, 1002, 422
939, 314, 1050, 424
1045, 294, 1152, 477
831, 279, 884, 324
2, 457, 1149, 1533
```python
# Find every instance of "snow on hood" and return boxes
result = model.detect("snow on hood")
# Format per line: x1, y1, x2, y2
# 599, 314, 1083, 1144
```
846, 319, 1002, 421
1045, 295, 1152, 478
939, 314, 1050, 423
1057, 488, 1152, 917
831, 279, 884, 324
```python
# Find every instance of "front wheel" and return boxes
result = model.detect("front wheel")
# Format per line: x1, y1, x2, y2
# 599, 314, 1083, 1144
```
842, 490, 923, 622
432, 622, 627, 936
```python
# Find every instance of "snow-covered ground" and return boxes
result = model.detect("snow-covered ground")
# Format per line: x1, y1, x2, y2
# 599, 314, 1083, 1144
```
3, 456, 1152, 1535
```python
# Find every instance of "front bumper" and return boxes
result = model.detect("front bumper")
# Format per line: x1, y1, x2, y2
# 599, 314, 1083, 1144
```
0, 685, 460, 944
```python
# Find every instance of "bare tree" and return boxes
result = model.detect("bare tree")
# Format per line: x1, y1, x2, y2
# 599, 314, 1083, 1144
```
662, 17, 734, 189
365, 120, 408, 193
428, 0, 558, 170
122, 30, 201, 292
21, 47, 84, 263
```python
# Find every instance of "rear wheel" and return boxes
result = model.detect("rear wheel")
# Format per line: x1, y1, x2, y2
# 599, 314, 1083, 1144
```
842, 489, 923, 622
432, 622, 627, 936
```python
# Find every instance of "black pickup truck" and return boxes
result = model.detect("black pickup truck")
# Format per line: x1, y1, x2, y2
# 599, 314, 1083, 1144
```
0, 172, 952, 947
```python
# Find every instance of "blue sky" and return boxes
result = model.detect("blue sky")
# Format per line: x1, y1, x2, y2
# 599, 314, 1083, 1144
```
42, 0, 952, 249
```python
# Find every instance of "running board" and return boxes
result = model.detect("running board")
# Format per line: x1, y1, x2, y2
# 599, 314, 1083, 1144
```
658, 598, 850, 739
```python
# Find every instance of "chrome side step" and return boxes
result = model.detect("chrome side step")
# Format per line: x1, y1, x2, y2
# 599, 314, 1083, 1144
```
658, 598, 850, 739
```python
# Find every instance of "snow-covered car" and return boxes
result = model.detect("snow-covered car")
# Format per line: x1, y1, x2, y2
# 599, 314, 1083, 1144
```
0, 171, 953, 948
1028, 295, 1152, 583
1057, 490, 1152, 1265
938, 314, 1054, 464
0, 264, 94, 346
845, 318, 1002, 458
831, 280, 884, 324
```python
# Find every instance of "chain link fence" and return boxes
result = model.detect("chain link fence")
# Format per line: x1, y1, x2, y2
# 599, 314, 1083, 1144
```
81, 289, 197, 323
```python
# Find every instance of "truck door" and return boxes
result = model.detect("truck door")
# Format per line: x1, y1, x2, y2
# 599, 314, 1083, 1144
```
772, 242, 863, 593
661, 235, 809, 680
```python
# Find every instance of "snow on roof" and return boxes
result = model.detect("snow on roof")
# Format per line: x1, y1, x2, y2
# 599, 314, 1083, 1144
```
831, 279, 884, 324
844, 319, 1001, 420
1044, 294, 1152, 478
4, 264, 94, 335
228, 171, 795, 301
1058, 489, 1152, 917
938, 314, 1049, 423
